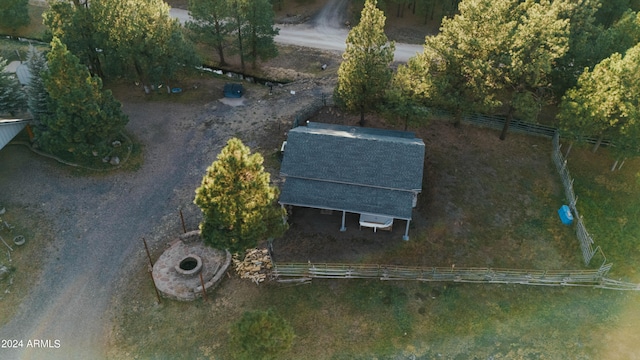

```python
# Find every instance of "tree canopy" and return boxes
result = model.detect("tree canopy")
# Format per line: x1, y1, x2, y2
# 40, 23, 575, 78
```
92, 0, 198, 93
0, 0, 30, 34
44, 0, 198, 91
0, 57, 27, 117
25, 46, 50, 129
44, 0, 104, 78
187, 0, 232, 66
194, 138, 287, 254
558, 43, 640, 157
226, 0, 279, 73
36, 38, 128, 158
334, 0, 395, 125
405, 0, 569, 137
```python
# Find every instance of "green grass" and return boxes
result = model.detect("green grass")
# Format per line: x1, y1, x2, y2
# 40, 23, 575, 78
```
109, 269, 640, 359
567, 144, 640, 281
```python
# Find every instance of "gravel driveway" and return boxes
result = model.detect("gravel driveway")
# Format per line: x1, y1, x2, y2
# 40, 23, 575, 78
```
0, 77, 330, 359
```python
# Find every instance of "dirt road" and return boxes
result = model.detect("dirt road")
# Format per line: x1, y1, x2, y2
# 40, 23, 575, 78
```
0, 78, 330, 359
169, 0, 424, 62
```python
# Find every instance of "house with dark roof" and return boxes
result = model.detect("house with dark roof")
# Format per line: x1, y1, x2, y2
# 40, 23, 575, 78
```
279, 122, 425, 240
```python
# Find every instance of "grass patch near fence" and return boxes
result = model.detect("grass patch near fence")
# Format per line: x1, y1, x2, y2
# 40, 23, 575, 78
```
566, 144, 640, 282
108, 269, 640, 359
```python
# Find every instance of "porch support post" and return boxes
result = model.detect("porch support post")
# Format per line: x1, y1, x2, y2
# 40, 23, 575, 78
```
403, 219, 410, 241
340, 211, 347, 232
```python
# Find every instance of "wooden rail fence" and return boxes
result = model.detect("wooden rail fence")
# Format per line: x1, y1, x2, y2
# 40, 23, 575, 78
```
271, 262, 640, 290
552, 132, 603, 265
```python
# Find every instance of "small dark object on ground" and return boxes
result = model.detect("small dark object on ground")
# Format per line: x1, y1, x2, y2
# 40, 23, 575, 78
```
224, 83, 244, 98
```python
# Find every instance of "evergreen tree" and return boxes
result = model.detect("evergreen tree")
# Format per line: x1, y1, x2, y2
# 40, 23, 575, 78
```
0, 0, 30, 35
194, 138, 287, 254
230, 309, 295, 360
0, 57, 27, 117
243, 0, 279, 69
494, 0, 569, 140
44, 0, 104, 78
25, 46, 50, 129
37, 38, 128, 158
92, 0, 198, 93
420, 0, 510, 125
227, 0, 279, 73
334, 0, 395, 126
558, 43, 640, 156
228, 0, 247, 72
411, 0, 568, 137
384, 56, 432, 130
187, 0, 232, 66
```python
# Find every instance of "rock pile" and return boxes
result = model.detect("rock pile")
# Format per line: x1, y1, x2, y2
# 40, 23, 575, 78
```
233, 248, 272, 285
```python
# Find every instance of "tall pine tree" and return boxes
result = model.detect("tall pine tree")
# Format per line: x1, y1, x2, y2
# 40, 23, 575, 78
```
25, 46, 50, 129
37, 38, 128, 158
334, 0, 395, 126
194, 138, 287, 254
187, 0, 232, 66
558, 43, 640, 156
0, 57, 27, 117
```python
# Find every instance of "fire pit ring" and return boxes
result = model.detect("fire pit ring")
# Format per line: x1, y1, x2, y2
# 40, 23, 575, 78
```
175, 254, 203, 276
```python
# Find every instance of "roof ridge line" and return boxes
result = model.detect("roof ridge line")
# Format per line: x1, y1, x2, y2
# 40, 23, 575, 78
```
282, 174, 421, 193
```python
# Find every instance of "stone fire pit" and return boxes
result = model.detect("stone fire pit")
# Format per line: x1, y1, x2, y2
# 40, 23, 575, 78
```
152, 230, 231, 301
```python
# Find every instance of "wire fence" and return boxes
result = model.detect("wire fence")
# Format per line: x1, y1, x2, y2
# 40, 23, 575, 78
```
271, 262, 626, 288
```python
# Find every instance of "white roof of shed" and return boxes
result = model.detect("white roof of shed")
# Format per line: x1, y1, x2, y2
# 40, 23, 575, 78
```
0, 119, 29, 151
3, 61, 32, 86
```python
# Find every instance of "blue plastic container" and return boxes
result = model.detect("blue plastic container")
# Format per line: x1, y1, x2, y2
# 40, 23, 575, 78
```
558, 205, 573, 225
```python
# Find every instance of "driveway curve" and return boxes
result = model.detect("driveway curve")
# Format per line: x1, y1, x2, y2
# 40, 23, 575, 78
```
0, 101, 223, 359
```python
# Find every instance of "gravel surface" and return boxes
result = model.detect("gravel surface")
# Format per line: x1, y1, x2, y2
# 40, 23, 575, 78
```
0, 76, 332, 359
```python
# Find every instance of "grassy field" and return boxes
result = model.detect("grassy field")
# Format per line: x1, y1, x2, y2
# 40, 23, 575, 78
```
567, 144, 640, 282
108, 268, 639, 359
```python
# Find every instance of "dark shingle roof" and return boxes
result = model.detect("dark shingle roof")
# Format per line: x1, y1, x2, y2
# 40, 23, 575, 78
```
279, 122, 425, 220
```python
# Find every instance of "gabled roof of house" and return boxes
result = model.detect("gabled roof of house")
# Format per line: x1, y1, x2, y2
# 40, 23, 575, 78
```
279, 122, 425, 220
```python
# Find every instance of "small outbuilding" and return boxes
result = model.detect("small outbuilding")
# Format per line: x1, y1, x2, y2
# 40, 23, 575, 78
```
279, 122, 425, 240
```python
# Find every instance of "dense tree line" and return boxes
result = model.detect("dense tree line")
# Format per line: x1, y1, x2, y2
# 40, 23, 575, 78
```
336, 0, 640, 157
44, 0, 198, 93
